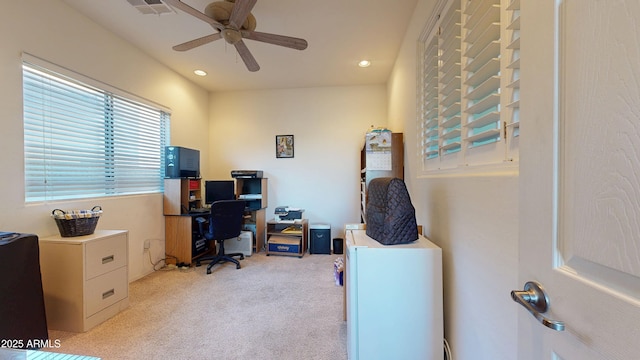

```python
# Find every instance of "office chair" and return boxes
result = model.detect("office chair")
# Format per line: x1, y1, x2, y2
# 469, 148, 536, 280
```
195, 199, 246, 274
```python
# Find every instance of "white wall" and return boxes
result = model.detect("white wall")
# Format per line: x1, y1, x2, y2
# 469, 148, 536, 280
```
386, 0, 520, 359
208, 86, 387, 238
0, 0, 210, 281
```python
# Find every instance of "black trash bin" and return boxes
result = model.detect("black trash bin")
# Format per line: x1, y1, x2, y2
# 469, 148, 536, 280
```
310, 224, 331, 254
333, 237, 343, 255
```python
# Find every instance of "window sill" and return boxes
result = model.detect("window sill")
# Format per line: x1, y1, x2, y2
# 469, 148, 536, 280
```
417, 161, 518, 179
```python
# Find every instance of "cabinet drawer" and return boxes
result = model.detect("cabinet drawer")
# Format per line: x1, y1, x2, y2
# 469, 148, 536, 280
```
85, 266, 128, 317
85, 234, 127, 280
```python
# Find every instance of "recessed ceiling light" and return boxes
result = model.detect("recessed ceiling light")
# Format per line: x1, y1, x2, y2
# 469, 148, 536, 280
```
194, 69, 207, 76
358, 60, 371, 68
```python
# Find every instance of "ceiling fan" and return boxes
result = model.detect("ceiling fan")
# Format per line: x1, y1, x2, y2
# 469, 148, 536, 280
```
164, 0, 308, 72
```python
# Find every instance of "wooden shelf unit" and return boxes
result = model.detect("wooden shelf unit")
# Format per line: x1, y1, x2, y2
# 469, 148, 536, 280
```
164, 178, 202, 215
266, 219, 308, 258
163, 178, 212, 265
236, 177, 268, 253
360, 132, 404, 222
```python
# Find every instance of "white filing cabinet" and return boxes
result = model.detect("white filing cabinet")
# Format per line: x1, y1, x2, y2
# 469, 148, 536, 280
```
39, 230, 129, 332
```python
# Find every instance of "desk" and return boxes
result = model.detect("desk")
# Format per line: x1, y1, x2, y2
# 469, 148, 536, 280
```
165, 214, 212, 265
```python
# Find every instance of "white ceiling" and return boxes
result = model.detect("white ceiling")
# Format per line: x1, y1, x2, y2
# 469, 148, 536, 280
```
61, 0, 419, 92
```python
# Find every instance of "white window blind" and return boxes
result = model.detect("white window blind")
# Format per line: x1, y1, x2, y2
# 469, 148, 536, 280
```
23, 61, 170, 202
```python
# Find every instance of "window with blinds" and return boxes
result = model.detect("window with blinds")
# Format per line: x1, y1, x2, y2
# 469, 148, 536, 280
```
23, 60, 170, 202
418, 0, 519, 173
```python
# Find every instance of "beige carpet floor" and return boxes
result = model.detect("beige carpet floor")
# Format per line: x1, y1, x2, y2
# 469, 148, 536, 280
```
46, 252, 348, 360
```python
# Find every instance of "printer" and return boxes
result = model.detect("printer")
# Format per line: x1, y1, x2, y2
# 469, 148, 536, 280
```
231, 170, 263, 178
275, 206, 305, 223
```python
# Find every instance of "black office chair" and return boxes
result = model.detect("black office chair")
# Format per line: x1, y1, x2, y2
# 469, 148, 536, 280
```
195, 200, 246, 274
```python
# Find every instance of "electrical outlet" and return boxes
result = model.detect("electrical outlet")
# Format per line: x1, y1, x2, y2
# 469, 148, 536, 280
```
144, 239, 151, 251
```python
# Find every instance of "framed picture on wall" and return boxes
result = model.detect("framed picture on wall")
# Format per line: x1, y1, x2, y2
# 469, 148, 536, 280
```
276, 135, 294, 158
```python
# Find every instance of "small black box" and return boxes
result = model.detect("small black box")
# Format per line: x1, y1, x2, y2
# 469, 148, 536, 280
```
310, 224, 331, 254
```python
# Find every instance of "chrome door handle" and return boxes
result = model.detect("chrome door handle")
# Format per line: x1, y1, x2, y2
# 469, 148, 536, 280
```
511, 281, 565, 331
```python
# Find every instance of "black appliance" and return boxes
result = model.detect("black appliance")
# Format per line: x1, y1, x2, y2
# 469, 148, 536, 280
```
165, 146, 200, 178
0, 232, 49, 349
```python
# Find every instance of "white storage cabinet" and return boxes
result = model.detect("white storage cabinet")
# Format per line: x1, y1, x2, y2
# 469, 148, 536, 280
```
345, 229, 443, 360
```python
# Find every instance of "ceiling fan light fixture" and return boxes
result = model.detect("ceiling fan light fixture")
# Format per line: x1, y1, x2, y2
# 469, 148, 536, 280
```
222, 28, 242, 44
358, 60, 371, 68
168, 0, 308, 72
194, 69, 208, 76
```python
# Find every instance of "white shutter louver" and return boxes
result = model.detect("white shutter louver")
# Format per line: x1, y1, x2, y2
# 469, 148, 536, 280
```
506, 0, 521, 140
462, 0, 502, 148
439, 1, 462, 157
422, 36, 440, 160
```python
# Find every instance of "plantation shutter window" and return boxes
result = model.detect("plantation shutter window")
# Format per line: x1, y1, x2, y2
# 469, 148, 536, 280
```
417, 0, 520, 173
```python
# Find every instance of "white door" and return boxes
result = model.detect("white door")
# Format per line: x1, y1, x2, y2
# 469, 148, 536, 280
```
518, 1, 640, 359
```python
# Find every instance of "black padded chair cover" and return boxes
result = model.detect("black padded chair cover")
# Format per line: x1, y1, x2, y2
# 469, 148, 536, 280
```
0, 233, 49, 348
366, 177, 418, 245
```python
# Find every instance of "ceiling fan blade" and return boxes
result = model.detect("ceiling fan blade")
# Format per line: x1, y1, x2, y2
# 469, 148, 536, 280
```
241, 31, 308, 50
172, 33, 222, 51
234, 40, 260, 72
229, 0, 257, 29
163, 0, 223, 30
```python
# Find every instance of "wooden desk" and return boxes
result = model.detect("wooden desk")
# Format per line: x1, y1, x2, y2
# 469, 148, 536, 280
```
165, 214, 212, 265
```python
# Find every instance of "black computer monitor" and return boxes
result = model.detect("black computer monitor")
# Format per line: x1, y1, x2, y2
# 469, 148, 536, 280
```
204, 180, 235, 205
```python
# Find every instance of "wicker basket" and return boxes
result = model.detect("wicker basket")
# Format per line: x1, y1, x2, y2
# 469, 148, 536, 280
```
52, 206, 102, 237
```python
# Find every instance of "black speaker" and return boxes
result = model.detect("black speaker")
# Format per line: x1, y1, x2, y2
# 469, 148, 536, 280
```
333, 238, 343, 255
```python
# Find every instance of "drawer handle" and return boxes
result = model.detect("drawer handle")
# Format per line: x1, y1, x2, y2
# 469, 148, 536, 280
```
102, 289, 115, 300
102, 255, 115, 264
